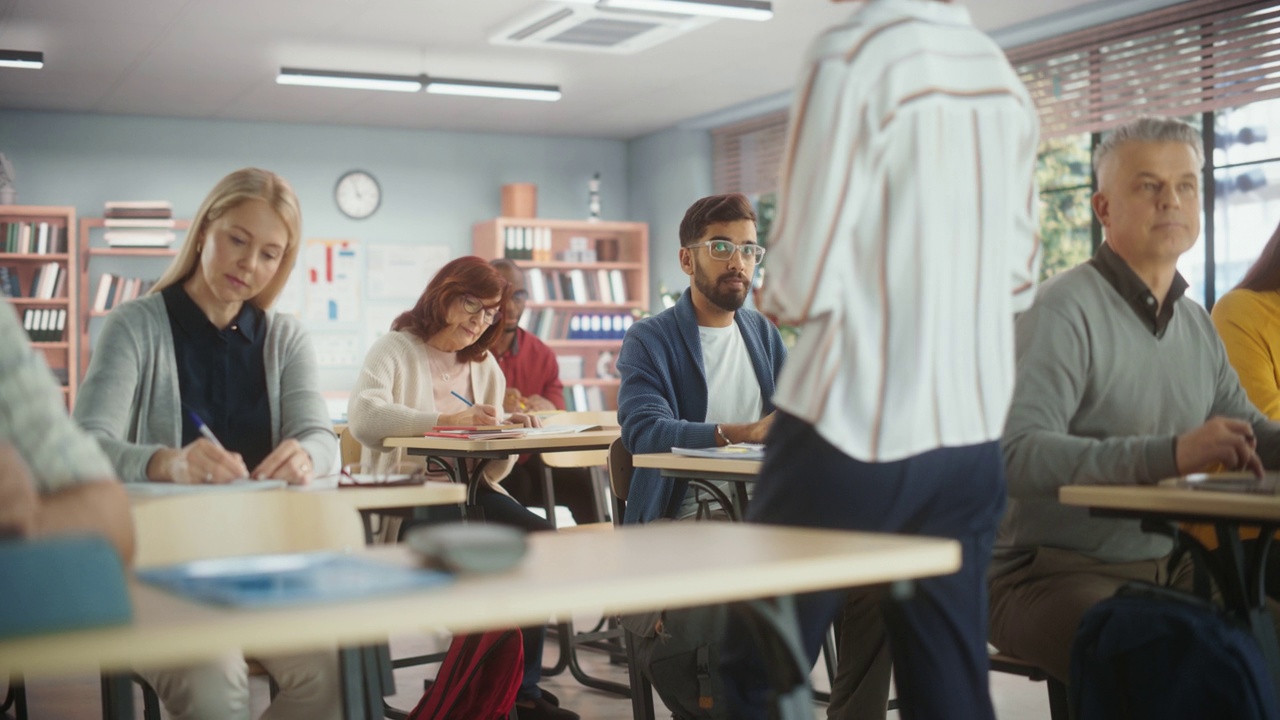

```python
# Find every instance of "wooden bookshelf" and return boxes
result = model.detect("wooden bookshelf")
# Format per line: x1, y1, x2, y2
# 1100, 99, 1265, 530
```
0, 206, 78, 408
78, 217, 190, 379
473, 217, 648, 411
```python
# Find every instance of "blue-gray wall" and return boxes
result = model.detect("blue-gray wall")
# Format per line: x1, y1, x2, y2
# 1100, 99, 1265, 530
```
0, 110, 633, 393
624, 126, 712, 308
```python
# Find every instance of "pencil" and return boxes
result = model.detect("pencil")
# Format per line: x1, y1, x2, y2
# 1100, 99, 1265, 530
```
450, 390, 474, 407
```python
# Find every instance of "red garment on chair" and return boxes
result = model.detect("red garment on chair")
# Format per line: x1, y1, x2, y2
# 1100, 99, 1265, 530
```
408, 629, 524, 720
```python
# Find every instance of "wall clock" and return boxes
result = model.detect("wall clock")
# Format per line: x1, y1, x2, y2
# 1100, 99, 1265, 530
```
335, 170, 380, 219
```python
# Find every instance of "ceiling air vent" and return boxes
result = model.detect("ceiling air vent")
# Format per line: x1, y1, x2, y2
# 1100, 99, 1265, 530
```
491, 2, 717, 54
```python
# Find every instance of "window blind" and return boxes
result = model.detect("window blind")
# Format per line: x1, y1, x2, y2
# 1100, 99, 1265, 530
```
712, 110, 789, 196
1008, 0, 1280, 138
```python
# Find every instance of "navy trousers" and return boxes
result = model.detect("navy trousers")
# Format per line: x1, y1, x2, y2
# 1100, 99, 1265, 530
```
720, 413, 1004, 720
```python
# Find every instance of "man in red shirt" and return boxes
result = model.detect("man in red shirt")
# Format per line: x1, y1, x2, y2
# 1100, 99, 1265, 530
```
491, 259, 599, 524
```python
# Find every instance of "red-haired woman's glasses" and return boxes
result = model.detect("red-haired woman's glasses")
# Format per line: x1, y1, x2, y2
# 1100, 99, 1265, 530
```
462, 296, 501, 326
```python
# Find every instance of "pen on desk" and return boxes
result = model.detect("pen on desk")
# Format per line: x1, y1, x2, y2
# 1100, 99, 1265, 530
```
187, 410, 225, 449
450, 391, 474, 407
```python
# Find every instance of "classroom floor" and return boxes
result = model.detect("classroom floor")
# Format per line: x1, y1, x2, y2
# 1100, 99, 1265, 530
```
8, 620, 1052, 719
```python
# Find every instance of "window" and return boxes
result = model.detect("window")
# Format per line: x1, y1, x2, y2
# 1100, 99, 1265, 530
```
1010, 0, 1280, 307
1036, 133, 1094, 280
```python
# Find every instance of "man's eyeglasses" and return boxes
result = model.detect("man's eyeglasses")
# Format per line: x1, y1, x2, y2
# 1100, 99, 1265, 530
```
462, 296, 502, 326
687, 240, 767, 263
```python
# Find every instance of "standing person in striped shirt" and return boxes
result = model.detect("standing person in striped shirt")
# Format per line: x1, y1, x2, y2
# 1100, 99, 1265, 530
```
718, 1, 1040, 718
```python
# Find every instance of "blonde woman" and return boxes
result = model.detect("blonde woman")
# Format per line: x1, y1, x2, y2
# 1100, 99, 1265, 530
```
75, 168, 339, 720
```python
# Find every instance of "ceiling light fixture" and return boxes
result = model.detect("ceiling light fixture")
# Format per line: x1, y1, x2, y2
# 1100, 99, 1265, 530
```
425, 78, 561, 102
592, 0, 772, 21
277, 68, 423, 92
276, 68, 561, 102
0, 50, 44, 69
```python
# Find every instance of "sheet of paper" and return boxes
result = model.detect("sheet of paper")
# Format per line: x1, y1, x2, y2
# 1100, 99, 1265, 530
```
366, 244, 450, 300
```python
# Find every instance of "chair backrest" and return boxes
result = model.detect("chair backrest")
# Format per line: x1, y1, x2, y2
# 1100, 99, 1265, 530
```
131, 491, 367, 568
338, 426, 363, 468
540, 410, 617, 469
607, 437, 633, 504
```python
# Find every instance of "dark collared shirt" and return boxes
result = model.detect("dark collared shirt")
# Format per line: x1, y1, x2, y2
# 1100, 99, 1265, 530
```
162, 284, 272, 469
1088, 242, 1190, 338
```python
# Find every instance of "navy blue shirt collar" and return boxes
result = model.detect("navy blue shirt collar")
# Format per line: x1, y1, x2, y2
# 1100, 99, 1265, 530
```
163, 282, 261, 342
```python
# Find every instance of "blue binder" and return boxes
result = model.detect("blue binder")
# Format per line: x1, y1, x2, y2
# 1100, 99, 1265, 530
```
137, 552, 452, 607
0, 534, 132, 639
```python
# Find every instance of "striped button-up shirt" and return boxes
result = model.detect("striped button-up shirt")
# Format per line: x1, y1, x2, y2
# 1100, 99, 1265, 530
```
761, 0, 1041, 463
0, 300, 115, 493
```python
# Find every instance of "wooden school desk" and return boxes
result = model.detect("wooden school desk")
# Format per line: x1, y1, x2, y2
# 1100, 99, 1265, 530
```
384, 429, 620, 509
632, 452, 762, 519
1060, 482, 1280, 694
130, 482, 467, 543
0, 523, 960, 720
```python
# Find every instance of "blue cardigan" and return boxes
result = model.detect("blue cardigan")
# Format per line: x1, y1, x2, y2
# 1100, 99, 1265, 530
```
617, 289, 786, 523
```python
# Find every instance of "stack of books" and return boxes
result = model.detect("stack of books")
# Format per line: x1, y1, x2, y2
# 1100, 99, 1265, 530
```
103, 201, 176, 248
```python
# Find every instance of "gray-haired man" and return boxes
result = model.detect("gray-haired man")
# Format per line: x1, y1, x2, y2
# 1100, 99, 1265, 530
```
989, 116, 1280, 681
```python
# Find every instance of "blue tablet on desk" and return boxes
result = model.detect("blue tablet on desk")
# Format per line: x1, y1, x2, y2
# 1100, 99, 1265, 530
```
137, 552, 452, 607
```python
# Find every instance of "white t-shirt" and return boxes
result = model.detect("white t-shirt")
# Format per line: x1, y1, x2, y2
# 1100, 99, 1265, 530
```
677, 322, 763, 519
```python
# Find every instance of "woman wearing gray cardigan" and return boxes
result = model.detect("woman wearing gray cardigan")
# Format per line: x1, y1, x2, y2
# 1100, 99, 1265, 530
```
74, 168, 339, 720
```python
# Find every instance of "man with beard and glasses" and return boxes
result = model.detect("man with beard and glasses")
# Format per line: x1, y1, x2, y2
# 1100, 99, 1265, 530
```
616, 193, 786, 524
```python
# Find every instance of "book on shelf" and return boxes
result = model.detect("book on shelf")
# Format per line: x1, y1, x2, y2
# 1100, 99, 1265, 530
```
0, 266, 19, 297
21, 308, 66, 343
27, 262, 64, 299
2, 222, 66, 254
503, 226, 552, 261
563, 384, 607, 412
517, 267, 630, 305
522, 309, 632, 341
93, 273, 157, 312
103, 230, 177, 247
103, 217, 177, 228
103, 201, 173, 220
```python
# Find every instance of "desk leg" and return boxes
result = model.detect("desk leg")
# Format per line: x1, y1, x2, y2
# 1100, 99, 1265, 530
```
339, 647, 370, 720
1215, 523, 1280, 699
734, 595, 814, 720
624, 627, 657, 720
100, 673, 134, 720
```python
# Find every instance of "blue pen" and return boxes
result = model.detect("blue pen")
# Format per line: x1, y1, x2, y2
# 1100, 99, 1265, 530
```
187, 410, 225, 449
450, 390, 474, 407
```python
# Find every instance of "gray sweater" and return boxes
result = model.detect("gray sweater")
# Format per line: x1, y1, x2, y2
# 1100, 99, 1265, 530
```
74, 293, 337, 483
996, 263, 1280, 570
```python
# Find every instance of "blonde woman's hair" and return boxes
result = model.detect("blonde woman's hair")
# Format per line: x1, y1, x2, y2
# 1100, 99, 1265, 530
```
151, 168, 302, 309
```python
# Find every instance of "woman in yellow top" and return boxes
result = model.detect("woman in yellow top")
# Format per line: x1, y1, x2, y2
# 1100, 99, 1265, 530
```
1212, 222, 1280, 599
1213, 224, 1280, 419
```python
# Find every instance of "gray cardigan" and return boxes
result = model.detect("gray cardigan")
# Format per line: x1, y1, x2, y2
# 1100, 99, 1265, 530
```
74, 293, 337, 483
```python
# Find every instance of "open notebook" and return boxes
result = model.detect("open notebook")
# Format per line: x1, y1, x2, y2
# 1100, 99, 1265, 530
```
671, 443, 765, 460
1164, 471, 1280, 495
137, 551, 452, 607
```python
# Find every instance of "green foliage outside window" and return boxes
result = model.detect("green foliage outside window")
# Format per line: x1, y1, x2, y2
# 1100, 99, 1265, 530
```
1035, 134, 1095, 281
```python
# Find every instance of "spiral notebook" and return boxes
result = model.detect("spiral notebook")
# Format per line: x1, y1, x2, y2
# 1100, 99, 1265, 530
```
137, 552, 452, 607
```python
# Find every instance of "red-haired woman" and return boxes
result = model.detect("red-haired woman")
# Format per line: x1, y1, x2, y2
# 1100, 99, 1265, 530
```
347, 255, 577, 720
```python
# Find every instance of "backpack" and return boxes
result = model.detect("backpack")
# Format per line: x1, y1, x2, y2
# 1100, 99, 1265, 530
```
621, 604, 728, 719
408, 629, 524, 720
1070, 581, 1280, 720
